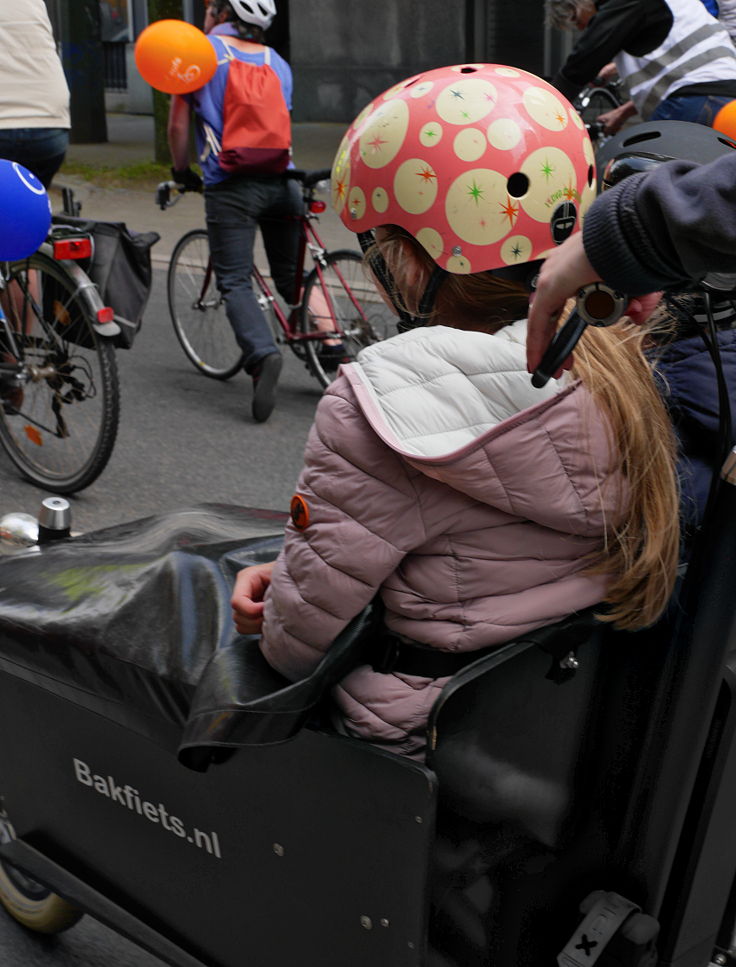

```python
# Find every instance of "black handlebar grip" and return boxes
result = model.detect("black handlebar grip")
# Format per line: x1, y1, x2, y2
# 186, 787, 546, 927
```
531, 283, 627, 388
531, 311, 588, 388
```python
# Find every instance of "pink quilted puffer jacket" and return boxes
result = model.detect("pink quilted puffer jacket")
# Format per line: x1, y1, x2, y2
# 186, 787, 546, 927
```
260, 322, 626, 758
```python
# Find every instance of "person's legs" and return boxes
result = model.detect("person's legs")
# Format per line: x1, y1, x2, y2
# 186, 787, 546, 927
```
260, 179, 343, 360
205, 178, 283, 421
259, 177, 303, 305
651, 94, 734, 127
0, 128, 69, 188
204, 180, 280, 374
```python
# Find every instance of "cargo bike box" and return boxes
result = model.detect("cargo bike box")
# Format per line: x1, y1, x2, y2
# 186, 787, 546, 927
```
0, 500, 735, 967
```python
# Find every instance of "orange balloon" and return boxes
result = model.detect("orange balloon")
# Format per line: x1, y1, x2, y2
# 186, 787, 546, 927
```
713, 99, 736, 141
134, 20, 217, 95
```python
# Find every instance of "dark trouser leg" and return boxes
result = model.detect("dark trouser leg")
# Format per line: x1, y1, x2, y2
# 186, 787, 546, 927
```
0, 128, 69, 188
204, 180, 280, 374
259, 177, 304, 305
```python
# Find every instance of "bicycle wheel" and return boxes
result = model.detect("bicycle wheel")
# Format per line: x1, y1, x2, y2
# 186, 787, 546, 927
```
300, 250, 394, 389
0, 858, 83, 934
167, 229, 244, 380
0, 252, 120, 494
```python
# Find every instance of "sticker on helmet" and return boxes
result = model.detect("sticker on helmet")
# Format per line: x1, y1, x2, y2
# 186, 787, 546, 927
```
550, 201, 578, 244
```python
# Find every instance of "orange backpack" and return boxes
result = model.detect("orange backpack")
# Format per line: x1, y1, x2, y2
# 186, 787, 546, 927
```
218, 48, 291, 176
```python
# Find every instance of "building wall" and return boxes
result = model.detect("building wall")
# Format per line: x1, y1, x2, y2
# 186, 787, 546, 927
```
483, 3, 547, 77
290, 0, 467, 122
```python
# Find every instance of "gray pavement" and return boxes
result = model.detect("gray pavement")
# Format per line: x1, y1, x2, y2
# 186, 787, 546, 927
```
53, 113, 354, 260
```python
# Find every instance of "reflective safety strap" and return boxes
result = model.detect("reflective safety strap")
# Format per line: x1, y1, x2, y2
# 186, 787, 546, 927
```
626, 21, 726, 87
640, 45, 736, 117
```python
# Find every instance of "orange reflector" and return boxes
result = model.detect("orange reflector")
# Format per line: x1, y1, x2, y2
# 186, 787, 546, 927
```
309, 200, 327, 213
24, 425, 43, 446
53, 237, 93, 260
96, 306, 115, 324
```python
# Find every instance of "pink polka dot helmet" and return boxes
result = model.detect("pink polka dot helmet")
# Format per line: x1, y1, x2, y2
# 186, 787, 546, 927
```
331, 63, 596, 276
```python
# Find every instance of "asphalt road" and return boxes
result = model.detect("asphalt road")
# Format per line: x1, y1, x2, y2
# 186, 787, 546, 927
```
0, 267, 327, 965
0, 266, 323, 534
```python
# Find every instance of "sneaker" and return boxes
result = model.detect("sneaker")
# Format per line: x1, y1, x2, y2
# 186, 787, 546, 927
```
251, 352, 283, 423
320, 342, 349, 373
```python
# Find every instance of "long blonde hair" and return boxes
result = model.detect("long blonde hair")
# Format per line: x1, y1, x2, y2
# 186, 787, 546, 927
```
373, 226, 680, 631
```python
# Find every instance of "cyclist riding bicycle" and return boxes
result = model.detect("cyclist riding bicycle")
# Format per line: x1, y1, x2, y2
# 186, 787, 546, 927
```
168, 0, 299, 423
231, 63, 680, 760
547, 0, 736, 135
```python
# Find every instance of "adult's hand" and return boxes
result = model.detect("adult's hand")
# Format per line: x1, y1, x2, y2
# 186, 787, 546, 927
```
597, 99, 637, 135
231, 561, 276, 635
526, 233, 663, 373
526, 233, 602, 373
595, 62, 618, 83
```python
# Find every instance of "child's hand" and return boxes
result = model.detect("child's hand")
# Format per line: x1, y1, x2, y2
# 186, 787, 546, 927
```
231, 562, 275, 635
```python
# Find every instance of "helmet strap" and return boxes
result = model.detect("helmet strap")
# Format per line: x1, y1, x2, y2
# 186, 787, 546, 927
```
357, 231, 447, 333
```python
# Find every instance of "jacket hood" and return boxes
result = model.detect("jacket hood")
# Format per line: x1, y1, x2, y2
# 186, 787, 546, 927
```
342, 322, 622, 536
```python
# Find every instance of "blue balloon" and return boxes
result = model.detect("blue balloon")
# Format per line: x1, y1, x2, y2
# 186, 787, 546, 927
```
0, 160, 51, 260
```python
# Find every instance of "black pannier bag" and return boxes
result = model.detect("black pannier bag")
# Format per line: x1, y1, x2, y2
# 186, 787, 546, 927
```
51, 215, 160, 349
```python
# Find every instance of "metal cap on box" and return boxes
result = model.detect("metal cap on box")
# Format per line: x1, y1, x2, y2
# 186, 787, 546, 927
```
38, 497, 72, 533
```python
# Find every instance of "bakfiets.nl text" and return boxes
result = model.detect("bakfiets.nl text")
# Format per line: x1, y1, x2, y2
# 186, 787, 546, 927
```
73, 758, 222, 859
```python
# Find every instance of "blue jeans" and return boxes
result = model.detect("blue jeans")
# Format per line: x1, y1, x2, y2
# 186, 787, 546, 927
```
650, 93, 734, 127
204, 175, 303, 373
0, 128, 68, 188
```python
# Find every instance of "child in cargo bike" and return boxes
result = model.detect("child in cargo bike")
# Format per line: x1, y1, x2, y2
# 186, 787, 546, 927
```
231, 64, 680, 759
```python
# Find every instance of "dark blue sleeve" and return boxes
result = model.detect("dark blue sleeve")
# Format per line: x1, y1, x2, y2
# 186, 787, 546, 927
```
583, 153, 736, 294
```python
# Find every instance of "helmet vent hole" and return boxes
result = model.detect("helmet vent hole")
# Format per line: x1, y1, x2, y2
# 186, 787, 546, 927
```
622, 131, 661, 147
587, 164, 594, 187
507, 172, 529, 198
459, 66, 479, 73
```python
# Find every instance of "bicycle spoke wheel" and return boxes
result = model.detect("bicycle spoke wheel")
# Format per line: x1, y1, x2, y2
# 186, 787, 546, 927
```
300, 249, 395, 389
167, 229, 244, 380
0, 253, 119, 494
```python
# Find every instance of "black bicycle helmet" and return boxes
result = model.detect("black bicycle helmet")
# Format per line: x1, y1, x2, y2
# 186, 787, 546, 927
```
595, 119, 736, 191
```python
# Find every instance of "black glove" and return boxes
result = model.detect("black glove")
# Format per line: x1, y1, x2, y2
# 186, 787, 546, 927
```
171, 166, 203, 193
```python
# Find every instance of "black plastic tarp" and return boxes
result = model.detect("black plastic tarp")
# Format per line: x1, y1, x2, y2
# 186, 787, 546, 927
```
0, 504, 380, 771
0, 506, 286, 755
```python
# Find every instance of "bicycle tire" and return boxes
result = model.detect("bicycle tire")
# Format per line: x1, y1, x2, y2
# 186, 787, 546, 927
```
299, 249, 394, 389
167, 229, 244, 380
0, 858, 83, 934
0, 251, 120, 494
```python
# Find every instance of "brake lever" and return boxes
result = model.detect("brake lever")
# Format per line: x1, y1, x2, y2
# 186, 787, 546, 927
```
531, 283, 627, 388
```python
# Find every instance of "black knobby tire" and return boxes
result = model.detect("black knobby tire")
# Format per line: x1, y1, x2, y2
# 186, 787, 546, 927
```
0, 858, 83, 934
167, 229, 244, 380
0, 252, 120, 493
299, 249, 395, 389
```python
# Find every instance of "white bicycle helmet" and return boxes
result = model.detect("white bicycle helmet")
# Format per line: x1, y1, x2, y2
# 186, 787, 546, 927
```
229, 0, 276, 28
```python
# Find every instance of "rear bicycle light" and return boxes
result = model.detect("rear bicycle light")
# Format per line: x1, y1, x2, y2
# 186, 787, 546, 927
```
53, 236, 93, 261
96, 306, 115, 324
309, 200, 327, 214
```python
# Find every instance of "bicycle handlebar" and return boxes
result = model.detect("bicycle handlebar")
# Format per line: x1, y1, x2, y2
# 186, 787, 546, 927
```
531, 283, 627, 388
156, 181, 188, 211
155, 168, 332, 211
